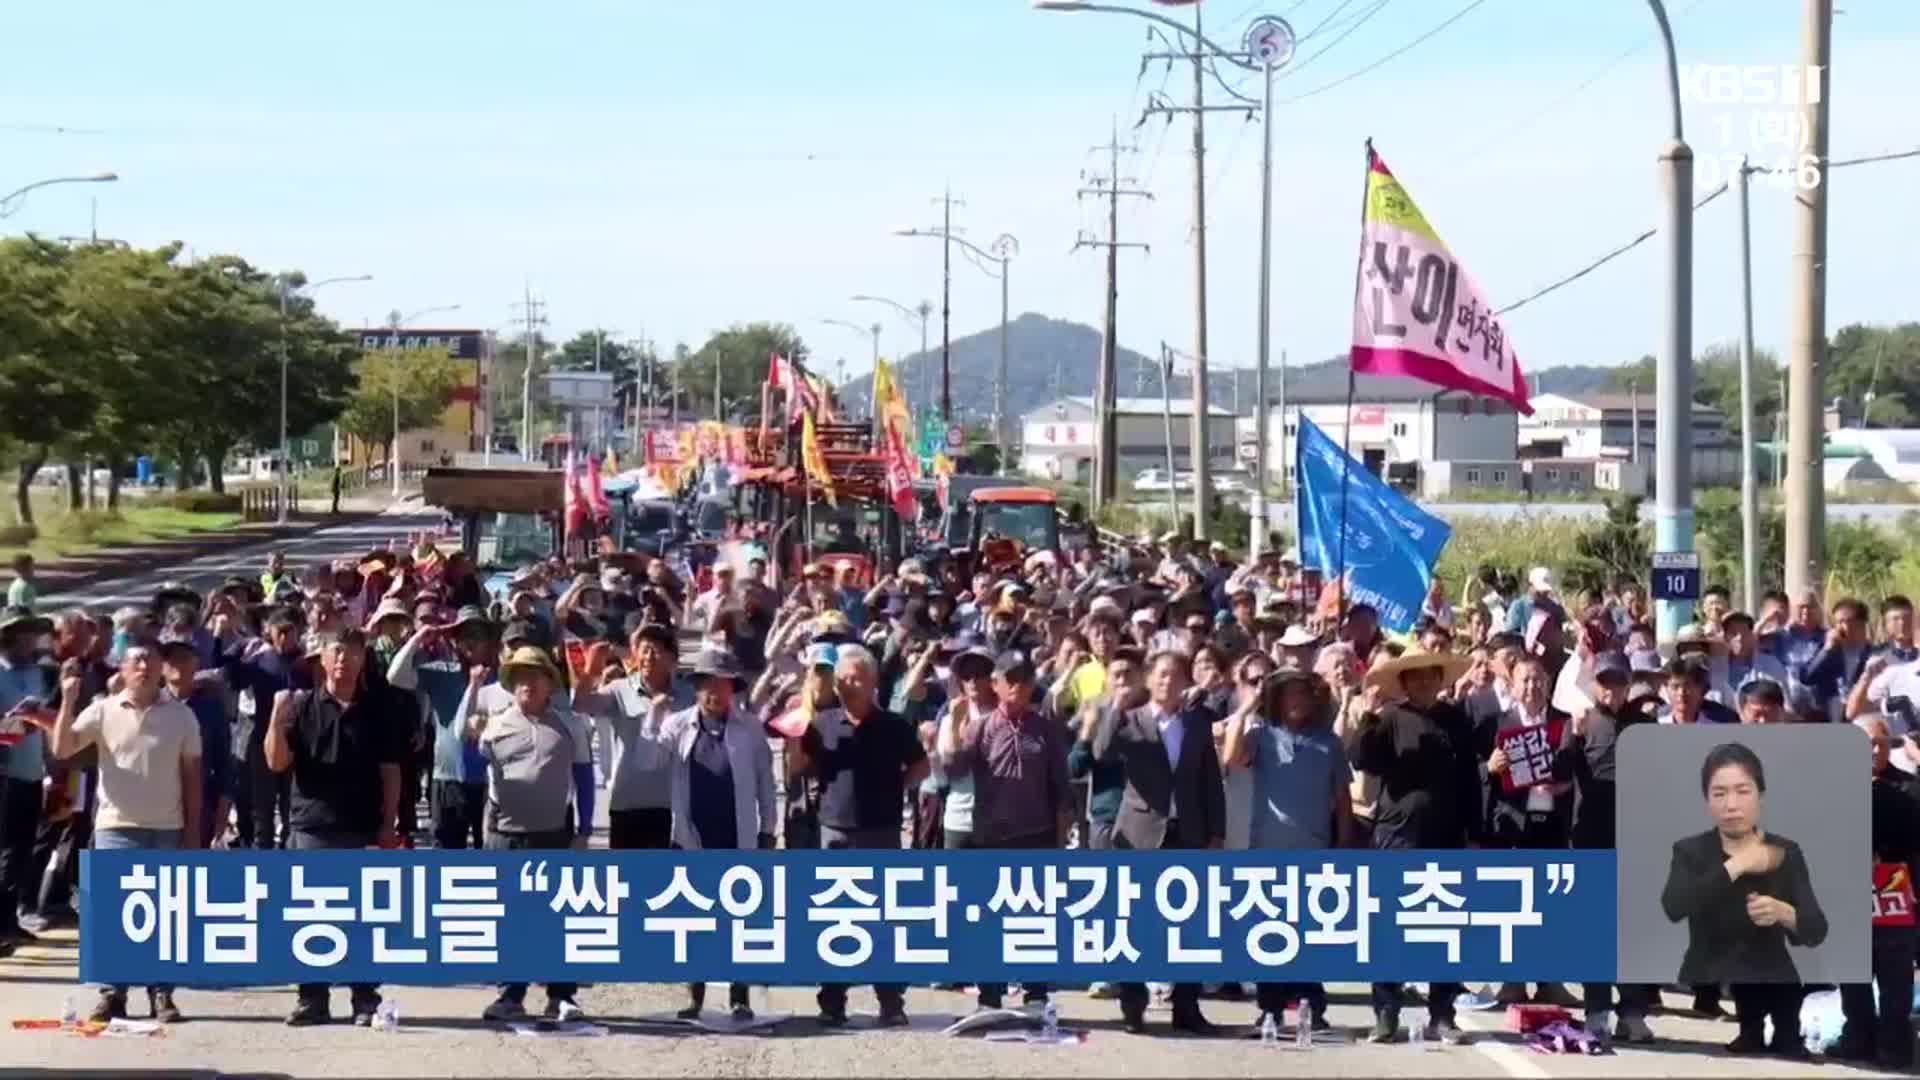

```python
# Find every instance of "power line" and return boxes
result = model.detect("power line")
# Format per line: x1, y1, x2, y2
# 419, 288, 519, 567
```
1467, 0, 1718, 159
1497, 183, 1729, 317
1497, 144, 1920, 317
1279, 0, 1491, 105
1278, 0, 1394, 81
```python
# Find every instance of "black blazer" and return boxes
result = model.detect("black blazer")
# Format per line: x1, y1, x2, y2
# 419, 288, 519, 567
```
1660, 830, 1829, 985
1484, 707, 1572, 845
1092, 701, 1225, 851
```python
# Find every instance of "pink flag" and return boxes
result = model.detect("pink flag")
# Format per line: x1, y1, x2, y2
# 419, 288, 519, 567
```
563, 448, 587, 536
586, 451, 610, 520
1349, 146, 1532, 415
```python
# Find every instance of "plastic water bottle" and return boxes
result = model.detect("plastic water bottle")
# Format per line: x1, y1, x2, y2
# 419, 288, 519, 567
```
1409, 1008, 1427, 1049
59, 996, 77, 1027
374, 999, 399, 1033
1296, 1012, 1313, 1049
1041, 1001, 1058, 1038
1259, 1013, 1279, 1046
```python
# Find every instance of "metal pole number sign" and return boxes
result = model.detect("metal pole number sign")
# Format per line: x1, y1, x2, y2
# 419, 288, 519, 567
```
1650, 551, 1702, 601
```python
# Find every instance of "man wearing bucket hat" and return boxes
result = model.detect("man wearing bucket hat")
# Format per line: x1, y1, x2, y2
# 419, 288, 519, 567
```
573, 621, 692, 850
470, 643, 595, 1025
664, 646, 774, 1022
0, 605, 53, 945
387, 605, 499, 850
1222, 663, 1348, 1035
1349, 643, 1481, 1045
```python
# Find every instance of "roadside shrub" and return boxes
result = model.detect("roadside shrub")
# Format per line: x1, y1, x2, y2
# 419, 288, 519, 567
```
0, 524, 35, 547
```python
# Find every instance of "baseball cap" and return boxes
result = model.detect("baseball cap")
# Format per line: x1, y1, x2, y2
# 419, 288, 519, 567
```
1528, 566, 1555, 593
1592, 651, 1631, 683
992, 650, 1037, 683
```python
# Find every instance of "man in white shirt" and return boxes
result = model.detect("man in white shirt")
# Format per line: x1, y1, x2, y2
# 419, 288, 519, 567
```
49, 643, 202, 1024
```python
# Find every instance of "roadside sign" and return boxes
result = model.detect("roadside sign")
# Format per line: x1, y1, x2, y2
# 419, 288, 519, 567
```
945, 426, 965, 452
1650, 551, 1702, 601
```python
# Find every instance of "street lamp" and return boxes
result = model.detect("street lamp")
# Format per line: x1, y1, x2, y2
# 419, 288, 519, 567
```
276, 273, 372, 523
852, 292, 933, 405
1646, 0, 1695, 642
0, 171, 117, 218
822, 318, 882, 436
1034, 1, 1290, 549
894, 230, 1019, 475
387, 304, 463, 497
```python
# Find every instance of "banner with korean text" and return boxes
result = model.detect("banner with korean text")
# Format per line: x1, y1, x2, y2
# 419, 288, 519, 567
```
81, 850, 1614, 986
1294, 416, 1450, 632
1350, 146, 1532, 415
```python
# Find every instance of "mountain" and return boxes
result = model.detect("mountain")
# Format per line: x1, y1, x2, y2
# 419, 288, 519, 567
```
836, 313, 1625, 424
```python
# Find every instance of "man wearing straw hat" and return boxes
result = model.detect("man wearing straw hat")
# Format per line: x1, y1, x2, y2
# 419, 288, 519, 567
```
665, 646, 774, 1022
1348, 642, 1480, 1046
470, 642, 595, 1024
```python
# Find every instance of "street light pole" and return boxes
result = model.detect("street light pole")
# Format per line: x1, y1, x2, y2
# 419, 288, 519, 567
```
0, 171, 117, 218
1647, 0, 1696, 642
893, 230, 1018, 466
1244, 17, 1295, 559
277, 273, 370, 524
389, 303, 463, 498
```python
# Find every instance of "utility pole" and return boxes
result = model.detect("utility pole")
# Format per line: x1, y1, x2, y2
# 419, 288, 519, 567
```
934, 189, 964, 423
1736, 158, 1760, 612
1647, 0, 1697, 641
1074, 120, 1152, 515
1784, 0, 1832, 601
714, 350, 724, 420
1158, 344, 1181, 529
512, 287, 547, 461
1141, 0, 1240, 541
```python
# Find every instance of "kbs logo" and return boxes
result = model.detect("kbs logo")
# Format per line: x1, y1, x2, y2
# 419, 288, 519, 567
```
1678, 64, 1824, 107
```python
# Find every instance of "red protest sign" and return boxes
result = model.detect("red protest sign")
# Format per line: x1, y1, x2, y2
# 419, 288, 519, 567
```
1874, 862, 1915, 927
1496, 717, 1563, 793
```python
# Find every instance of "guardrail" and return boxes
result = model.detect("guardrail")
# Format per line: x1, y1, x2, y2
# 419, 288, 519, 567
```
238, 485, 297, 522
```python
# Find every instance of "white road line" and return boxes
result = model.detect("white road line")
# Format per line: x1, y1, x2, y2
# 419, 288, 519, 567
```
1459, 1009, 1555, 1079
1475, 1037, 1553, 1079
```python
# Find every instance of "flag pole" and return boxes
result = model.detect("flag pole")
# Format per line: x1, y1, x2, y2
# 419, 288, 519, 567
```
1337, 138, 1373, 622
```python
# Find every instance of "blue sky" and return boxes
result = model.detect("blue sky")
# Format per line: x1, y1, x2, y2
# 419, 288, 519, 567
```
5, 0, 1917, 391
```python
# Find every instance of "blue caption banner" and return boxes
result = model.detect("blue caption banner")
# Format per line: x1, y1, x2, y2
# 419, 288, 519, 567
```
81, 850, 1615, 985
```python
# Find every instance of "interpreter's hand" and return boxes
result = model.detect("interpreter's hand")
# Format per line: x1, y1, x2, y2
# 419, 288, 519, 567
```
1487, 747, 1510, 775
1746, 893, 1796, 928
1725, 838, 1783, 879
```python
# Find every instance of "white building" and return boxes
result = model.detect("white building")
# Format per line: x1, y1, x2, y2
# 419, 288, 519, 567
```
1518, 391, 1737, 488
1238, 369, 1521, 494
1021, 397, 1236, 485
1825, 428, 1920, 484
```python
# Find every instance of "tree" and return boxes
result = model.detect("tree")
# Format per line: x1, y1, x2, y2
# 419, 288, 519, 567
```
488, 331, 557, 445
679, 323, 810, 423
1562, 496, 1650, 595
1828, 322, 1920, 428
1608, 342, 1781, 436
0, 238, 99, 523
335, 346, 466, 467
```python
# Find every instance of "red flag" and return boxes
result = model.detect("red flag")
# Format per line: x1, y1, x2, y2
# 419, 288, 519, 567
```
767, 351, 790, 388
563, 449, 587, 537
883, 425, 917, 523
586, 451, 610, 520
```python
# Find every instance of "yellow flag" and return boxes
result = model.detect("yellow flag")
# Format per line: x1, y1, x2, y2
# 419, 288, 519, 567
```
873, 358, 919, 478
802, 410, 837, 508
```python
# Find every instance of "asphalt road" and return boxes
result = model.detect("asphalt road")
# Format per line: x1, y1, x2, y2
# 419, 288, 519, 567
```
35, 508, 450, 613
0, 935, 1897, 1079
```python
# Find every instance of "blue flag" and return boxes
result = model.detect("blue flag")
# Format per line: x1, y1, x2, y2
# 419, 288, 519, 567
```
1294, 415, 1450, 632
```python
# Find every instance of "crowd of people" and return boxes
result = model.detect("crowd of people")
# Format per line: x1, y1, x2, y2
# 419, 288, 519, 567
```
1, 525, 1916, 1068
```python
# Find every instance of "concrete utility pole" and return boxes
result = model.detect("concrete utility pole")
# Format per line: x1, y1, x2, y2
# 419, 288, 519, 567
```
514, 287, 547, 460
1784, 0, 1833, 601
1736, 158, 1761, 612
1140, 2, 1248, 542
1074, 121, 1151, 514
1646, 0, 1697, 642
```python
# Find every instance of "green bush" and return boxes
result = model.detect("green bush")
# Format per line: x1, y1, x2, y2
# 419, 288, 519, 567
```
164, 492, 243, 514
42, 510, 119, 543
0, 524, 35, 547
